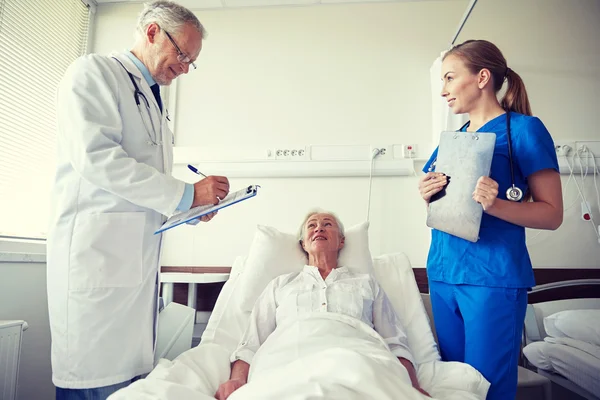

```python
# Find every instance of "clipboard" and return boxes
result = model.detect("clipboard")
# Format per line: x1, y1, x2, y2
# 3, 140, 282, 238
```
426, 131, 496, 242
155, 185, 260, 234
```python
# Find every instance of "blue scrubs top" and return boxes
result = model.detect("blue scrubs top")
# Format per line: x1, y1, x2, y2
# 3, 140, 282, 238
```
423, 112, 559, 289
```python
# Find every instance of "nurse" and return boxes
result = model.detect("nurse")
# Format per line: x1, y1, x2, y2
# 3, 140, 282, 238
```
418, 40, 563, 400
47, 1, 229, 399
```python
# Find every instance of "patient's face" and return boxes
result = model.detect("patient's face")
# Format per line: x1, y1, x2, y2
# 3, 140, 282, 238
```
302, 213, 345, 255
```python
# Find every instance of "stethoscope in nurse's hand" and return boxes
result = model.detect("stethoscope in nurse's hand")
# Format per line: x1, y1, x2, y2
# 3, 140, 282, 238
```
429, 111, 523, 202
112, 57, 171, 146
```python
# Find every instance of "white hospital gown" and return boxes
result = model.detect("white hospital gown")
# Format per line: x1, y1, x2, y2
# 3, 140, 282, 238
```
231, 265, 414, 365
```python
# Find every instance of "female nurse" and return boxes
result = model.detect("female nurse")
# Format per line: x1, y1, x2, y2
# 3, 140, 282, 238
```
418, 40, 563, 400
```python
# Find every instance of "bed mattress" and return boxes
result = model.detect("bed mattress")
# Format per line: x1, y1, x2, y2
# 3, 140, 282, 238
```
524, 339, 600, 396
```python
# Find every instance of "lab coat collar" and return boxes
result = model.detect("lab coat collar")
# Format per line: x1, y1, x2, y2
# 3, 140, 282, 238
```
125, 51, 156, 87
111, 52, 143, 80
110, 52, 162, 116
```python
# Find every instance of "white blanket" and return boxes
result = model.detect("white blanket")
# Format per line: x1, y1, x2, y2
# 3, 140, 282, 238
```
228, 313, 488, 400
110, 313, 488, 400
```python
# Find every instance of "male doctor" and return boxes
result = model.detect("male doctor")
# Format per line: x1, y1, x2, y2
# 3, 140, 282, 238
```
47, 1, 229, 399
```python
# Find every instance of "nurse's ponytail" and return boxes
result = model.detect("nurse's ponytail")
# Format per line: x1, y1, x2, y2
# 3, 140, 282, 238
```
501, 68, 532, 116
444, 40, 533, 116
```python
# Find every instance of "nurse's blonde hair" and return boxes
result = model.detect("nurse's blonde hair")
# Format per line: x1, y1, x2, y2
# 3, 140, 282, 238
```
444, 40, 532, 116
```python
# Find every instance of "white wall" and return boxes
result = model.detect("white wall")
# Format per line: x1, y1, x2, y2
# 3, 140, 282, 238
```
0, 262, 54, 400
92, 0, 600, 269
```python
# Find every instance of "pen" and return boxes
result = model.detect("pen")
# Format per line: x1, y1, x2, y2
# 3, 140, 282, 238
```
187, 164, 207, 178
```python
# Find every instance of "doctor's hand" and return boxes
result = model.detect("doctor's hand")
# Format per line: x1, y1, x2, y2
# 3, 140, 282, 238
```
200, 211, 217, 222
192, 176, 230, 207
418, 172, 447, 203
473, 176, 499, 211
215, 378, 246, 400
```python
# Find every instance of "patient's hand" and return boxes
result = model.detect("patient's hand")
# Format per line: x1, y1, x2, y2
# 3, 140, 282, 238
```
215, 378, 245, 400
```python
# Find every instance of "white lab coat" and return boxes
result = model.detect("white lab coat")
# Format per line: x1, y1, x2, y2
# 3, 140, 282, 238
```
47, 53, 185, 389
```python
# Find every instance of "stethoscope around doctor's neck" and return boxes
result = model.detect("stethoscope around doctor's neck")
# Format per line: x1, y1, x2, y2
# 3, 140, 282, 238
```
431, 111, 524, 202
113, 57, 167, 146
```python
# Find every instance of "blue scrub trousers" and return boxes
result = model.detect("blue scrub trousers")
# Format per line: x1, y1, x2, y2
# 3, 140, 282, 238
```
429, 280, 527, 400
56, 376, 141, 400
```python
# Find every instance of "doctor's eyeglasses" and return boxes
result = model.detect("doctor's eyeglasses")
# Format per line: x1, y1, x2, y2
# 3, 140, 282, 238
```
163, 28, 197, 70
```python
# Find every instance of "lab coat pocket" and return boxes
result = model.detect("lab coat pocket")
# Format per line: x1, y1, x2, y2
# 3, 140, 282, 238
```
69, 212, 145, 290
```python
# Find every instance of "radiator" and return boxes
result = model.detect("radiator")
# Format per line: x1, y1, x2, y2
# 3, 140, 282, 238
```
0, 321, 28, 400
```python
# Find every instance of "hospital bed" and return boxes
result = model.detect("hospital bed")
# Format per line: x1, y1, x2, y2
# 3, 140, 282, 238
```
110, 224, 490, 400
522, 279, 600, 400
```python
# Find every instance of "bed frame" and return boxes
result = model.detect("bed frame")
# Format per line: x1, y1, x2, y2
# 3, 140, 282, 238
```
522, 279, 600, 400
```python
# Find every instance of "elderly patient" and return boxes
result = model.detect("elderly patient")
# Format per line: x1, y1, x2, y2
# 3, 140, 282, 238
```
215, 211, 430, 400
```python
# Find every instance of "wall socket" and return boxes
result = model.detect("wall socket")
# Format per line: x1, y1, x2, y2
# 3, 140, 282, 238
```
267, 147, 308, 160
554, 142, 574, 157
371, 145, 391, 160
401, 144, 418, 158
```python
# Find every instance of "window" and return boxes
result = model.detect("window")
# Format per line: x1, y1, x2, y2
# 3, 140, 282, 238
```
0, 0, 91, 239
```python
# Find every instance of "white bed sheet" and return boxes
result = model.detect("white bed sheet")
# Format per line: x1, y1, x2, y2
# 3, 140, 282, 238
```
109, 254, 490, 399
524, 339, 600, 396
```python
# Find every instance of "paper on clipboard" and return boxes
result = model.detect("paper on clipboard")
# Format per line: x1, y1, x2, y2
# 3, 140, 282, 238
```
426, 131, 495, 242
155, 185, 260, 234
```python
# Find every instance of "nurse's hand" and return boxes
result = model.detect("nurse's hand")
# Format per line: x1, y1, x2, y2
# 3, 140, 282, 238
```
192, 176, 230, 207
473, 176, 499, 211
215, 378, 246, 400
418, 172, 447, 202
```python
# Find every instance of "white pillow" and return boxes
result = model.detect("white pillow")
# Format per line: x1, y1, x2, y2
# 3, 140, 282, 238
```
372, 253, 441, 365
200, 256, 249, 353
237, 222, 373, 312
544, 309, 600, 346
522, 341, 554, 372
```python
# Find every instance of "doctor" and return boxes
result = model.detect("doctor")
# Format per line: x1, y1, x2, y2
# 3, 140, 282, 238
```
47, 1, 229, 399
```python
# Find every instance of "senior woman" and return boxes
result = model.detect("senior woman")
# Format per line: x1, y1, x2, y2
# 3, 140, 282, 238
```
215, 210, 430, 400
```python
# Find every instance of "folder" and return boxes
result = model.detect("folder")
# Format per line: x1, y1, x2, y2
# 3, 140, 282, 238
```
155, 185, 260, 234
426, 131, 496, 242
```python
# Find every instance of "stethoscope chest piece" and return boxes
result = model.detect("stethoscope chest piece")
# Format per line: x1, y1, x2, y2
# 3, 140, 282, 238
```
506, 185, 523, 202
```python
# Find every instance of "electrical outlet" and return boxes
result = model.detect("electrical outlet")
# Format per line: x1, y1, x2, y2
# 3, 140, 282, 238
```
577, 144, 589, 155
401, 144, 418, 158
269, 147, 308, 160
370, 145, 391, 160
554, 141, 574, 157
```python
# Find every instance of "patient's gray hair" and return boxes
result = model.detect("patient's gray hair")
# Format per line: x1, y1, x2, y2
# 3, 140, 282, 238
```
136, 1, 206, 40
297, 208, 345, 245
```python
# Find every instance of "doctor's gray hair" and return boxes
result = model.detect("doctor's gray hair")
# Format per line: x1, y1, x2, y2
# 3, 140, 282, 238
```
136, 1, 206, 40
297, 208, 345, 245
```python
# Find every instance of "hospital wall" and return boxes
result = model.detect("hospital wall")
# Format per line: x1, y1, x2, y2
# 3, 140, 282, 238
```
91, 0, 600, 270
0, 262, 53, 400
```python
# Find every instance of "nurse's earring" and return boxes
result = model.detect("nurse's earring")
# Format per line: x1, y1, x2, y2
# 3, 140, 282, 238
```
506, 186, 523, 202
